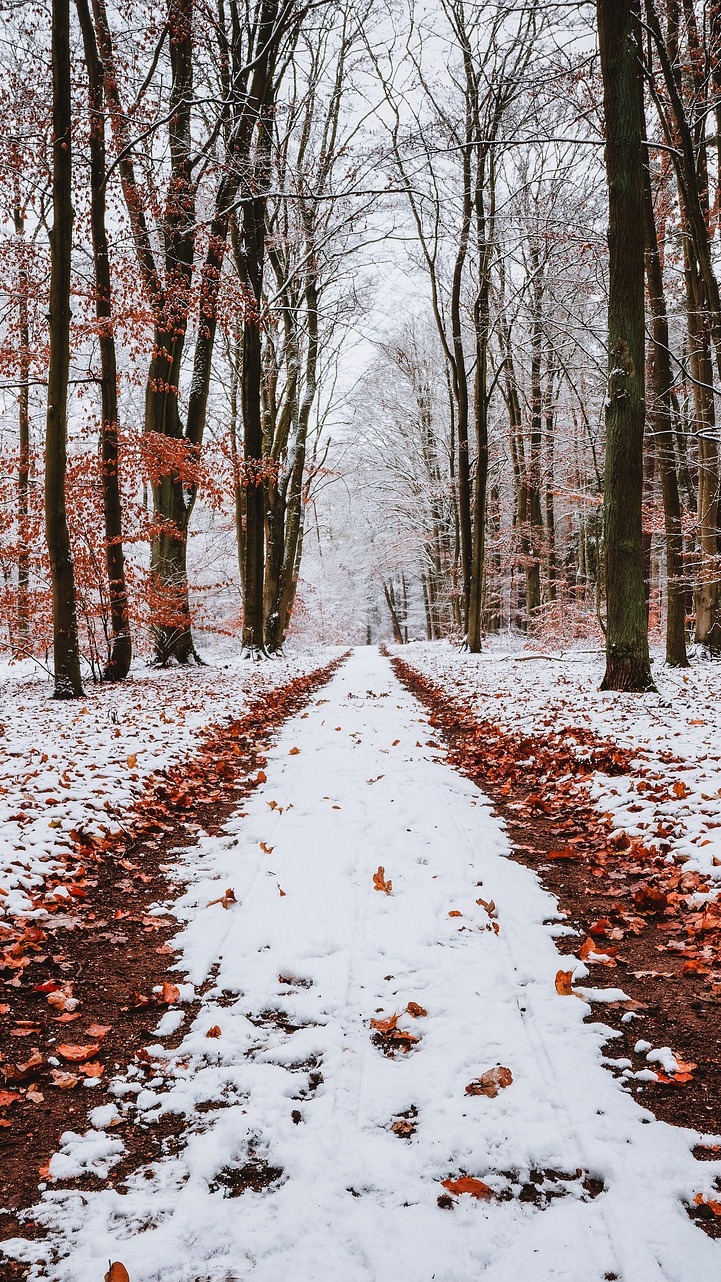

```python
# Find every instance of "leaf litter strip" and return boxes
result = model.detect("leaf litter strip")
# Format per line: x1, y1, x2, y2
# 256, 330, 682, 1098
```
0, 652, 347, 1258
390, 650, 721, 1237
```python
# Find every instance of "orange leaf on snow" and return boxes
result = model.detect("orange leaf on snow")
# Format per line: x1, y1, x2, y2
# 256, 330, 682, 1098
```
126, 754, 138, 768
373, 866, 392, 894
260, 842, 274, 855
406, 1002, 427, 1018
672, 780, 690, 799
57, 1042, 101, 1063
105, 1265, 131, 1282
206, 887, 237, 910
441, 1176, 495, 1200
289, 747, 301, 756
448, 910, 462, 918
160, 982, 180, 1005
256, 770, 267, 784
555, 970, 575, 996
206, 1026, 222, 1039
465, 1067, 513, 1098
370, 1013, 399, 1034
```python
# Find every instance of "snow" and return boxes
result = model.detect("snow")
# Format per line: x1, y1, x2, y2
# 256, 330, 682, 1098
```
3, 647, 720, 1280
391, 639, 721, 888
0, 645, 335, 921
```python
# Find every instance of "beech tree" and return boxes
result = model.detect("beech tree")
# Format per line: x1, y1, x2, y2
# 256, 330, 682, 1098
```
597, 0, 654, 691
45, 0, 84, 697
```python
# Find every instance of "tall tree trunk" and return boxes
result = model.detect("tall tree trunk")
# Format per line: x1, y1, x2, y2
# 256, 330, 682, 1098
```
13, 196, 30, 655
598, 0, 654, 691
45, 0, 83, 698
642, 139, 688, 665
76, 0, 131, 680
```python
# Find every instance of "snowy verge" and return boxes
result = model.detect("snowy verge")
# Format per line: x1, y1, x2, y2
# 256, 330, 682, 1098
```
0, 645, 341, 919
391, 640, 721, 887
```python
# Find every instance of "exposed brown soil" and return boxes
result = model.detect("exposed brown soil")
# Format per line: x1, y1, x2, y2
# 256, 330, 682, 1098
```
0, 654, 346, 1257
389, 652, 721, 1235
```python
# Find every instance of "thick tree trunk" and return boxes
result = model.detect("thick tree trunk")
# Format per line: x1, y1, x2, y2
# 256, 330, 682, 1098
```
77, 0, 131, 680
45, 0, 83, 698
642, 141, 688, 666
598, 0, 654, 691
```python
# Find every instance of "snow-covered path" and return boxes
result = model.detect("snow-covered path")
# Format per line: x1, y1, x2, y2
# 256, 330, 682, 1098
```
10, 648, 721, 1281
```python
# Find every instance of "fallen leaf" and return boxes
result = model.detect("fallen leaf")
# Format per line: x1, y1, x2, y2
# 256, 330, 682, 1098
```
260, 842, 274, 855
0, 1091, 22, 1107
277, 883, 286, 897
289, 747, 301, 756
206, 887, 237, 909
370, 1012, 399, 1034
555, 969, 575, 996
465, 1067, 513, 1098
206, 1026, 222, 1039
57, 1042, 101, 1062
256, 770, 267, 784
160, 982, 180, 1005
406, 1002, 427, 1018
85, 1024, 112, 1040
448, 910, 462, 918
49, 1069, 79, 1089
373, 866, 392, 895
105, 1265, 131, 1282
441, 1176, 494, 1200
391, 1118, 416, 1137
126, 754, 138, 768
80, 1062, 104, 1078
694, 1194, 721, 1216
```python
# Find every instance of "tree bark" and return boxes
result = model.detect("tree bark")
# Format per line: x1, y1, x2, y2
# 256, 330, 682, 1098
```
598, 0, 654, 691
76, 0, 131, 680
642, 138, 689, 666
45, 0, 84, 698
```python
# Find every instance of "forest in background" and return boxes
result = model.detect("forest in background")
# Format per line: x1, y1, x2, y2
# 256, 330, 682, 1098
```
0, 0, 719, 691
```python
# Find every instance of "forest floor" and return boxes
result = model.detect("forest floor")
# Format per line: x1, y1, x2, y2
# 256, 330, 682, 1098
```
1, 644, 721, 1281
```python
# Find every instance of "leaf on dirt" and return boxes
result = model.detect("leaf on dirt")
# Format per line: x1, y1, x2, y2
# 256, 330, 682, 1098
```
546, 848, 578, 861
465, 1067, 513, 1098
85, 1024, 112, 1040
105, 1265, 131, 1282
0, 1091, 22, 1107
634, 885, 669, 914
80, 1062, 104, 1078
694, 1194, 721, 1216
441, 1176, 495, 1200
206, 1026, 222, 1039
391, 1118, 416, 1137
555, 969, 575, 996
406, 1002, 427, 1018
57, 1042, 101, 1062
260, 842, 274, 855
373, 866, 392, 894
